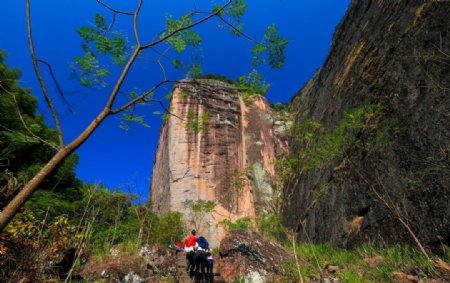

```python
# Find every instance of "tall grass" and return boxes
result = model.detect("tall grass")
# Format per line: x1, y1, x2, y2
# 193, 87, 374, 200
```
283, 242, 439, 282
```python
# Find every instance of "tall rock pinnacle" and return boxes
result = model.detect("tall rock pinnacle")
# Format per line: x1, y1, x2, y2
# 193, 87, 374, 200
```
150, 79, 283, 246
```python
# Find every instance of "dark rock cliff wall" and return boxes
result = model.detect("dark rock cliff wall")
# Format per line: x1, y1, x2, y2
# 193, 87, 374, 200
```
282, 0, 449, 253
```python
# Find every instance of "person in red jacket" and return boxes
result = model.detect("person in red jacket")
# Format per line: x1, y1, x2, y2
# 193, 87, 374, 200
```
184, 230, 197, 275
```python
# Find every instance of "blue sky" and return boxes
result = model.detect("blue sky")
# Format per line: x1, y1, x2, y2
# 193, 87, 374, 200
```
1, 0, 349, 198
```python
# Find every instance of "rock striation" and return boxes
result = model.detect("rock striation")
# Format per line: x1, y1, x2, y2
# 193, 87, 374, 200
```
282, 0, 449, 253
150, 79, 285, 247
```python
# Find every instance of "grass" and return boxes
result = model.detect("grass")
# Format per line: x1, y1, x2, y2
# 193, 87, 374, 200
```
282, 242, 439, 282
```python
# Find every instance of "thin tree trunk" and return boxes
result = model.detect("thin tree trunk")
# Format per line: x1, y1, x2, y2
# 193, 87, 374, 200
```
0, 148, 69, 231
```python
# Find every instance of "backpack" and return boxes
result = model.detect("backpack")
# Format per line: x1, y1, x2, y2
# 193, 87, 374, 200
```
196, 236, 209, 250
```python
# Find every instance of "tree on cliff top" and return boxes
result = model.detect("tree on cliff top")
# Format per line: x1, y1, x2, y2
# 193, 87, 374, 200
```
0, 0, 287, 231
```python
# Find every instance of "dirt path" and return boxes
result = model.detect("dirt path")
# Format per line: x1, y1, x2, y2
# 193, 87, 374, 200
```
175, 253, 225, 283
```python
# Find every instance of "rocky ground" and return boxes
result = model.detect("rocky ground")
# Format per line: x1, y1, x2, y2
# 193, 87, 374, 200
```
72, 233, 450, 282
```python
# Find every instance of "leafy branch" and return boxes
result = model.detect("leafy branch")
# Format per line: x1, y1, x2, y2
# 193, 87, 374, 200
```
0, 0, 288, 232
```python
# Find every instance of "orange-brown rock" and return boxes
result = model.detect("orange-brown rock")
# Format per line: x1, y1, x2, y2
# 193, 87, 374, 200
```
150, 79, 286, 246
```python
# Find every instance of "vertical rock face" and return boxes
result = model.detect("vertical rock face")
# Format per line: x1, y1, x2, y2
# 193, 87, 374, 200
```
282, 1, 449, 252
150, 79, 281, 246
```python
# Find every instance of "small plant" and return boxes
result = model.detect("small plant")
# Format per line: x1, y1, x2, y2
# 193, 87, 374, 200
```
183, 200, 216, 233
219, 169, 249, 213
236, 69, 270, 103
185, 110, 209, 133
197, 73, 235, 85
219, 216, 252, 232
258, 213, 285, 240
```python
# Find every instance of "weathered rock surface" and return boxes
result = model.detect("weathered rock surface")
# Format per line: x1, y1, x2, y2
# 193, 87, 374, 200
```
218, 231, 291, 282
282, 0, 449, 253
150, 79, 285, 246
79, 244, 177, 282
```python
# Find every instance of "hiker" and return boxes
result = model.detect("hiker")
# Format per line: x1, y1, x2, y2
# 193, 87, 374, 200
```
167, 240, 184, 255
206, 251, 214, 281
174, 241, 183, 254
184, 229, 197, 276
193, 236, 210, 281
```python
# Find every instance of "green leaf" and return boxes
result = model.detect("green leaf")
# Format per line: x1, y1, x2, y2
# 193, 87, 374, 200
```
236, 69, 270, 98
187, 64, 203, 78
252, 44, 267, 55
184, 31, 201, 46
164, 92, 173, 100
77, 27, 98, 42
172, 59, 184, 69
229, 0, 248, 19
95, 68, 110, 77
94, 13, 108, 31
264, 24, 288, 69
169, 35, 186, 54
251, 56, 265, 67
162, 113, 171, 121
119, 113, 150, 130
95, 35, 111, 54
213, 5, 226, 16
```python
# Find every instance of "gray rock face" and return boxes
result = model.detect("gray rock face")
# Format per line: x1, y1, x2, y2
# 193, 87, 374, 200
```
282, 1, 449, 253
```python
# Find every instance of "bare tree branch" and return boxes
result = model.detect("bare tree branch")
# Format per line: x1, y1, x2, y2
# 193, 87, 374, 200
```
141, 0, 233, 49
109, 79, 172, 114
26, 0, 64, 147
133, 0, 143, 46
36, 59, 73, 113
217, 15, 263, 45
95, 0, 134, 15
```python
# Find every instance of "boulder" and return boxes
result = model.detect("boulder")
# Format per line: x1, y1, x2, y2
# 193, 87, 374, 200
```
218, 231, 291, 282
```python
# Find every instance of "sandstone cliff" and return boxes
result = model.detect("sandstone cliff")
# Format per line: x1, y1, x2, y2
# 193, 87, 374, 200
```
150, 79, 284, 246
282, 0, 449, 253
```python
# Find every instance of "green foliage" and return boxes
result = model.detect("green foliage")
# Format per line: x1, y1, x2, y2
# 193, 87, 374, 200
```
227, 0, 248, 35
288, 104, 396, 173
79, 184, 185, 253
184, 200, 216, 214
183, 200, 216, 232
0, 51, 83, 212
185, 110, 209, 133
162, 14, 202, 54
249, 24, 288, 69
258, 213, 285, 240
197, 74, 235, 85
263, 24, 288, 69
219, 169, 248, 210
187, 64, 203, 78
159, 1, 286, 83
119, 111, 150, 131
27, 187, 83, 219
72, 13, 128, 87
283, 243, 438, 282
236, 69, 270, 103
145, 211, 186, 245
162, 107, 173, 121
171, 59, 184, 69
219, 216, 252, 232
